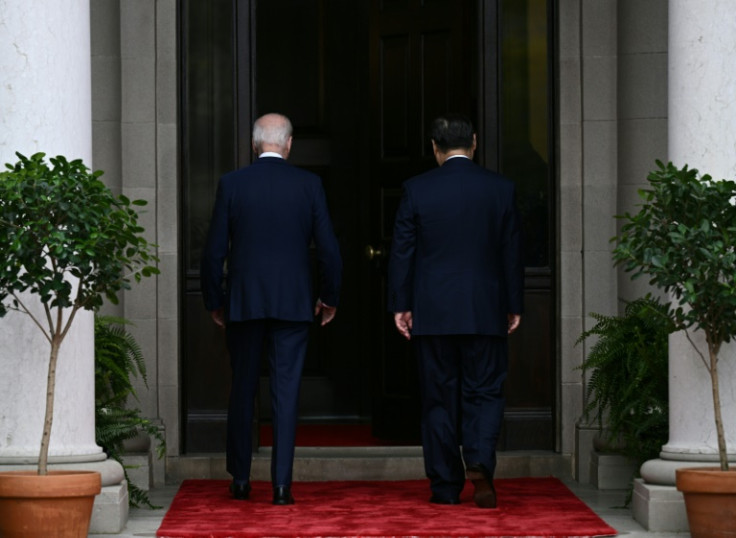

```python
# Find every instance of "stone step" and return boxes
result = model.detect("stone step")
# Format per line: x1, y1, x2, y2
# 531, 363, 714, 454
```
166, 448, 571, 483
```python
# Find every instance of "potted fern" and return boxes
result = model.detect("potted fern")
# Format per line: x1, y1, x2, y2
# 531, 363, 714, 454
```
0, 152, 159, 536
577, 295, 673, 496
612, 160, 736, 535
95, 315, 165, 508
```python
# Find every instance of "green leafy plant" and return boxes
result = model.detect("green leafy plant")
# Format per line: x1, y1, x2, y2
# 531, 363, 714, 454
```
577, 295, 674, 472
95, 315, 165, 508
613, 160, 736, 471
0, 152, 159, 475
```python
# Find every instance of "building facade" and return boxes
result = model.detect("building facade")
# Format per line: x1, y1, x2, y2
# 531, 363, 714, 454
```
91, 0, 668, 473
3, 0, 735, 533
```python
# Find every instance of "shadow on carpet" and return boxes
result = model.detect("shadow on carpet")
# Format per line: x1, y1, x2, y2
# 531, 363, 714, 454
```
157, 478, 617, 537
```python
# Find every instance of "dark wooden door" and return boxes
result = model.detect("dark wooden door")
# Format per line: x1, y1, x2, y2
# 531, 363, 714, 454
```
366, 0, 556, 448
181, 0, 555, 452
366, 0, 476, 441
251, 0, 370, 426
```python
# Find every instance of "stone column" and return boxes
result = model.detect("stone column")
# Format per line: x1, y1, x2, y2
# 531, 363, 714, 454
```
0, 0, 127, 532
632, 0, 736, 531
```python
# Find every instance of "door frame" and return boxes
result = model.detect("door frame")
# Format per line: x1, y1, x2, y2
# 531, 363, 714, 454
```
180, 0, 556, 453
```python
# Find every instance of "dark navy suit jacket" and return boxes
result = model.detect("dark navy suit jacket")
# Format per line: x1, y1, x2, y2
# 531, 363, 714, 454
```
201, 156, 342, 322
388, 157, 523, 336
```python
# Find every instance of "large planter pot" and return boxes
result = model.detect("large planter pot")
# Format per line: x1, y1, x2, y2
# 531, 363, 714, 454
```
0, 470, 101, 538
676, 467, 736, 537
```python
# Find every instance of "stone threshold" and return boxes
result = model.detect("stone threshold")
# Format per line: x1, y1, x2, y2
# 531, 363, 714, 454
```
166, 449, 571, 483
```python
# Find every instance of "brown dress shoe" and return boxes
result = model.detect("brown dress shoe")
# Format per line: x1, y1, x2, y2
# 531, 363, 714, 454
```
466, 463, 497, 508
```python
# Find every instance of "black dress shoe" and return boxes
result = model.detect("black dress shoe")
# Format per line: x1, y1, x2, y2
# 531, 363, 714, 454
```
273, 485, 295, 505
466, 463, 497, 508
229, 481, 251, 500
429, 494, 461, 505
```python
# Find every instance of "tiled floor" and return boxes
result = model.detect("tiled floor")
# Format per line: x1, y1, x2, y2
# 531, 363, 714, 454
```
568, 482, 690, 538
89, 480, 691, 537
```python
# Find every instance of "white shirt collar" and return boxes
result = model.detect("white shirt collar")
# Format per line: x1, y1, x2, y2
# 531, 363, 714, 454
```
446, 154, 470, 161
259, 152, 284, 159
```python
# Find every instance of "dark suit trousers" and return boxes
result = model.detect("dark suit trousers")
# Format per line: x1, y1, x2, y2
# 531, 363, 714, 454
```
414, 334, 508, 499
225, 319, 310, 487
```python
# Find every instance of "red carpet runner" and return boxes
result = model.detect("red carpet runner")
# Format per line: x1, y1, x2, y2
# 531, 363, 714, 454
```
156, 478, 617, 537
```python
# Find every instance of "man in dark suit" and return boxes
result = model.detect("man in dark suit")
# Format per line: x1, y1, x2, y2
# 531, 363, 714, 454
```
201, 113, 342, 505
387, 113, 523, 508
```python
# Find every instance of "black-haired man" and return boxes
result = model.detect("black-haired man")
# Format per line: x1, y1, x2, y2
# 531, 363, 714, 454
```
388, 113, 524, 508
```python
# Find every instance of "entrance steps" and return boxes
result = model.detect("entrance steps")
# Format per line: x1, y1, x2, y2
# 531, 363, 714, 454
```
166, 448, 571, 483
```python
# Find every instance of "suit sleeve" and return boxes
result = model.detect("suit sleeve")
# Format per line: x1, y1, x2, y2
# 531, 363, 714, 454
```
312, 182, 342, 307
503, 184, 524, 314
387, 184, 417, 312
200, 178, 230, 312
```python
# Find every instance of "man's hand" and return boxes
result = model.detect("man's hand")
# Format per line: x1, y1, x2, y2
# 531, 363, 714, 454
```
394, 311, 413, 340
211, 308, 226, 328
508, 313, 521, 335
315, 299, 337, 326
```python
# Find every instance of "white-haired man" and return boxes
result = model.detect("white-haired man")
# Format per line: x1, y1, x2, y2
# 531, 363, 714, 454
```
201, 113, 342, 504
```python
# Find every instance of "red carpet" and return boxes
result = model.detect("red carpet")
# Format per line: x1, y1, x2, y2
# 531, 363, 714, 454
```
259, 424, 406, 447
156, 478, 617, 537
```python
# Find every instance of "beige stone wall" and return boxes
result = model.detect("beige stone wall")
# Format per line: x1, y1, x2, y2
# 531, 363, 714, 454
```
616, 0, 669, 301
559, 0, 669, 481
91, 0, 180, 466
557, 0, 586, 473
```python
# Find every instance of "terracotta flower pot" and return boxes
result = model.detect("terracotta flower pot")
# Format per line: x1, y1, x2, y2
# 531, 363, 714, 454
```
676, 467, 736, 537
0, 470, 101, 538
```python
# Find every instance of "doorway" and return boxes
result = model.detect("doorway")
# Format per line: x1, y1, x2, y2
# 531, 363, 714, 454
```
180, 0, 555, 452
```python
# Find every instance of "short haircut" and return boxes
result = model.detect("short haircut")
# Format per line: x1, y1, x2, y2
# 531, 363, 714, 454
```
252, 114, 293, 150
430, 113, 474, 152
